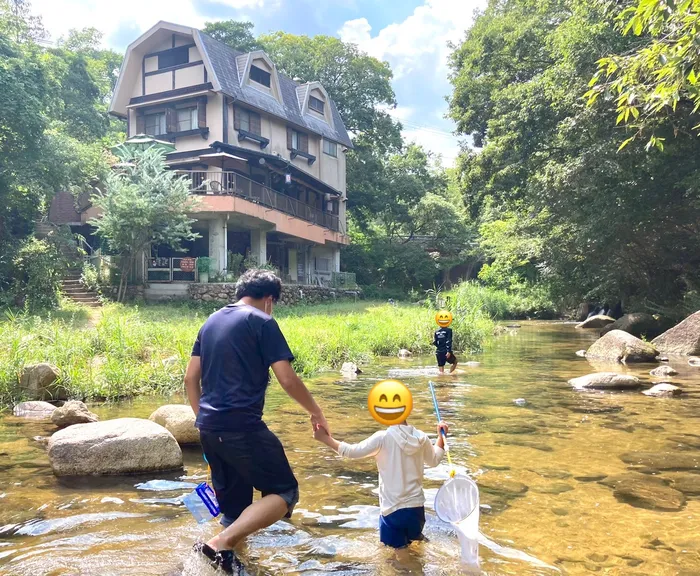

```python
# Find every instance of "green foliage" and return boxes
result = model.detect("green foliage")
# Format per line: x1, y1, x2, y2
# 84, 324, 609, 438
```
448, 0, 700, 310
80, 261, 100, 292
196, 257, 213, 274
587, 0, 700, 149
91, 148, 199, 300
0, 300, 494, 408
202, 20, 261, 53
226, 251, 244, 276
11, 237, 63, 311
447, 281, 556, 320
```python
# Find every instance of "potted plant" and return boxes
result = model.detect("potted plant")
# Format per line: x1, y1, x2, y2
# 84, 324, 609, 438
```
197, 257, 213, 283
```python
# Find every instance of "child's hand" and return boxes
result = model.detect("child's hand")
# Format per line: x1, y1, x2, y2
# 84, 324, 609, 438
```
437, 421, 449, 437
313, 423, 330, 443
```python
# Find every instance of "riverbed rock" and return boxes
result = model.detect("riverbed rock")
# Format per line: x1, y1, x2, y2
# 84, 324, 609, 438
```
149, 405, 199, 445
600, 313, 662, 339
575, 350, 587, 357
340, 362, 361, 377
650, 365, 678, 377
667, 473, 700, 496
20, 363, 67, 401
652, 310, 700, 355
585, 330, 658, 363
12, 401, 57, 419
478, 476, 529, 496
667, 434, 700, 449
47, 418, 183, 476
689, 357, 700, 367
569, 372, 642, 391
620, 451, 700, 471
576, 315, 616, 329
51, 401, 98, 428
600, 473, 686, 511
397, 349, 412, 359
642, 383, 682, 397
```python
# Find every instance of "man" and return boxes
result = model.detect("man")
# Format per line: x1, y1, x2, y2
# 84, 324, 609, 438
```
185, 269, 329, 574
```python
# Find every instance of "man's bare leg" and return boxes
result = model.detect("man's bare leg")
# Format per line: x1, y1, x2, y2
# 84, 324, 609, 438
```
438, 366, 444, 374
207, 494, 288, 551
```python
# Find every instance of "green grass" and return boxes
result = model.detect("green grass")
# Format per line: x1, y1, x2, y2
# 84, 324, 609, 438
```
445, 281, 556, 320
0, 300, 494, 408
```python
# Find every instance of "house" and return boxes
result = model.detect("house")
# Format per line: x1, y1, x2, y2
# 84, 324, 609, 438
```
51, 21, 352, 289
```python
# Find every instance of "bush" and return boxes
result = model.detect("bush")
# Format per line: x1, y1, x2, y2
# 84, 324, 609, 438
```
447, 281, 556, 320
11, 238, 64, 311
80, 262, 100, 292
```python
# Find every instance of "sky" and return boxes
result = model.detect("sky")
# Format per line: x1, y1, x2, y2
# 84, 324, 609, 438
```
29, 0, 488, 165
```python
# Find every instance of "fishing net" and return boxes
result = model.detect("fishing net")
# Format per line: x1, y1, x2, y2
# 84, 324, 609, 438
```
434, 474, 480, 572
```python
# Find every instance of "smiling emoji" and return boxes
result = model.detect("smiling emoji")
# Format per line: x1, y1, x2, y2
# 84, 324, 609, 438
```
435, 310, 453, 328
368, 380, 413, 426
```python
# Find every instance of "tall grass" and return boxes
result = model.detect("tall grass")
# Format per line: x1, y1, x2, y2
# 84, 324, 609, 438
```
446, 281, 556, 320
0, 300, 493, 408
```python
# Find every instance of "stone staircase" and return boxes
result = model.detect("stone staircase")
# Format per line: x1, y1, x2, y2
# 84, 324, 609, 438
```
61, 270, 101, 308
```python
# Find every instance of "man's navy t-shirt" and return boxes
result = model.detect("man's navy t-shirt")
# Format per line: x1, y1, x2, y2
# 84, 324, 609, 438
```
191, 304, 294, 432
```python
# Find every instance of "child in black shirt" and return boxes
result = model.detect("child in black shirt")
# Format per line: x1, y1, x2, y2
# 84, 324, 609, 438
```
434, 311, 458, 373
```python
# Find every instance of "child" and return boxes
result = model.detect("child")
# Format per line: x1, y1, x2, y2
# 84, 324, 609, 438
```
313, 420, 448, 548
434, 324, 458, 374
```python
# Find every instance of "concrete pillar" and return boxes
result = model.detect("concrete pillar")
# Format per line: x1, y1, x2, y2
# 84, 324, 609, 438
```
250, 228, 267, 266
332, 247, 341, 273
208, 217, 225, 274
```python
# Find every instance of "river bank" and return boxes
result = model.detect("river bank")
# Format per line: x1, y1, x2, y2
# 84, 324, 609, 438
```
0, 300, 494, 408
1, 322, 699, 575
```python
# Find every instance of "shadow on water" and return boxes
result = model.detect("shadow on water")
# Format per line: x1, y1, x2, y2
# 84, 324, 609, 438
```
1, 321, 700, 574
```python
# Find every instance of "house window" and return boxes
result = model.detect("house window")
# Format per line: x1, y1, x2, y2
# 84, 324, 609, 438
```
288, 128, 308, 153
309, 96, 325, 114
250, 65, 271, 88
145, 112, 166, 136
236, 108, 261, 135
323, 140, 337, 157
177, 107, 197, 132
315, 257, 331, 272
158, 46, 189, 70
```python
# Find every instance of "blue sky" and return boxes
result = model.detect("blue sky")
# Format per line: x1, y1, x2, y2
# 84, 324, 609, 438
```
31, 0, 487, 164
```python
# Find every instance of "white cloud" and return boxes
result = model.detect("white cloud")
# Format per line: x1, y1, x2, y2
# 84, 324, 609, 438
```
338, 0, 485, 79
30, 0, 277, 47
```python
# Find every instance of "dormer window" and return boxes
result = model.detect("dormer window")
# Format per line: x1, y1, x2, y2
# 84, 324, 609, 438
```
250, 65, 271, 88
309, 96, 325, 114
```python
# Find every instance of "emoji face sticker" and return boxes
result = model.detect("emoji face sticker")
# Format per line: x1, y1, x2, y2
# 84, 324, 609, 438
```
368, 380, 413, 426
436, 310, 453, 328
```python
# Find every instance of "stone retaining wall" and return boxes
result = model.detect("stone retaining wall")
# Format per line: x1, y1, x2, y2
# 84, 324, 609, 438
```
103, 285, 145, 302
189, 283, 360, 306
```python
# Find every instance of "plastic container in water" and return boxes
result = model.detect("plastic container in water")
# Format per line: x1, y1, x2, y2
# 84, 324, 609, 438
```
182, 482, 220, 524
434, 476, 480, 573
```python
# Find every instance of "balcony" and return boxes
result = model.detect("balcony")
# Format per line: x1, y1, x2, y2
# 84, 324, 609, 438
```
177, 170, 343, 234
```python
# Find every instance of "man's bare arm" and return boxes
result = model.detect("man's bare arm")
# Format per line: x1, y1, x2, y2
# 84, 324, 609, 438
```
271, 360, 328, 434
184, 356, 202, 416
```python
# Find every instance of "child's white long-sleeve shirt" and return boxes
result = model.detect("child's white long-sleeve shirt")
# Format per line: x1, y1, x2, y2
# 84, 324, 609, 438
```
338, 424, 445, 516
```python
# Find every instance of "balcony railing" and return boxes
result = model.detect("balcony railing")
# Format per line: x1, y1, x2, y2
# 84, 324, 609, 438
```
177, 170, 344, 234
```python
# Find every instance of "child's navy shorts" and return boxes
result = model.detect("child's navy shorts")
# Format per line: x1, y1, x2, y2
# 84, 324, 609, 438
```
379, 506, 426, 548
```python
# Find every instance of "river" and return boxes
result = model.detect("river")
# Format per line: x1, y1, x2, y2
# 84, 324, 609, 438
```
1, 322, 699, 575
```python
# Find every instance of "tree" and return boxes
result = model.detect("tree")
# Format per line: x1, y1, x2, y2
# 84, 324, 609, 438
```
90, 148, 199, 301
448, 0, 700, 311
587, 0, 700, 151
202, 20, 260, 53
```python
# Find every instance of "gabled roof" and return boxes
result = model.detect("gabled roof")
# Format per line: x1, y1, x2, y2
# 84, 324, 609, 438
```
196, 31, 353, 149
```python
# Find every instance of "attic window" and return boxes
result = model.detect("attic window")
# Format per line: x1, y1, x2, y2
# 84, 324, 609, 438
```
309, 96, 325, 114
250, 65, 271, 88
158, 46, 189, 70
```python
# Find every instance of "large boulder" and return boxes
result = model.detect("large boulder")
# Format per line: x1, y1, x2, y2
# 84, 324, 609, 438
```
586, 330, 658, 363
51, 400, 99, 428
47, 418, 182, 476
20, 363, 67, 401
576, 315, 616, 329
12, 401, 57, 420
149, 405, 199, 445
652, 310, 700, 355
569, 372, 642, 391
600, 313, 663, 339
642, 383, 682, 397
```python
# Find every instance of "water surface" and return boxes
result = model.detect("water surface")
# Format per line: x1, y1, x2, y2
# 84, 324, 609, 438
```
1, 322, 699, 575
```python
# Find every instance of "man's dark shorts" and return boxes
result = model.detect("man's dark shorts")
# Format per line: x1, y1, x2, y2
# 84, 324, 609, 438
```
436, 351, 447, 367
200, 424, 299, 527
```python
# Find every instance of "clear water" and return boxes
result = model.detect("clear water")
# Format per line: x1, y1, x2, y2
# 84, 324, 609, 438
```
1, 322, 699, 575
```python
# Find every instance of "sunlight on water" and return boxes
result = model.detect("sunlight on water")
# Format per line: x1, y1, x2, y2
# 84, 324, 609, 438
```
1, 322, 699, 575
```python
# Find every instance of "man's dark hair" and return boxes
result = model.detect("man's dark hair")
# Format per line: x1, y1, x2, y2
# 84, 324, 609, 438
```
235, 269, 282, 301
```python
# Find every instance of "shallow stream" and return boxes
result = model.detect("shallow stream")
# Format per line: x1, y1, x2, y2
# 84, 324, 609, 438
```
1, 322, 699, 575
